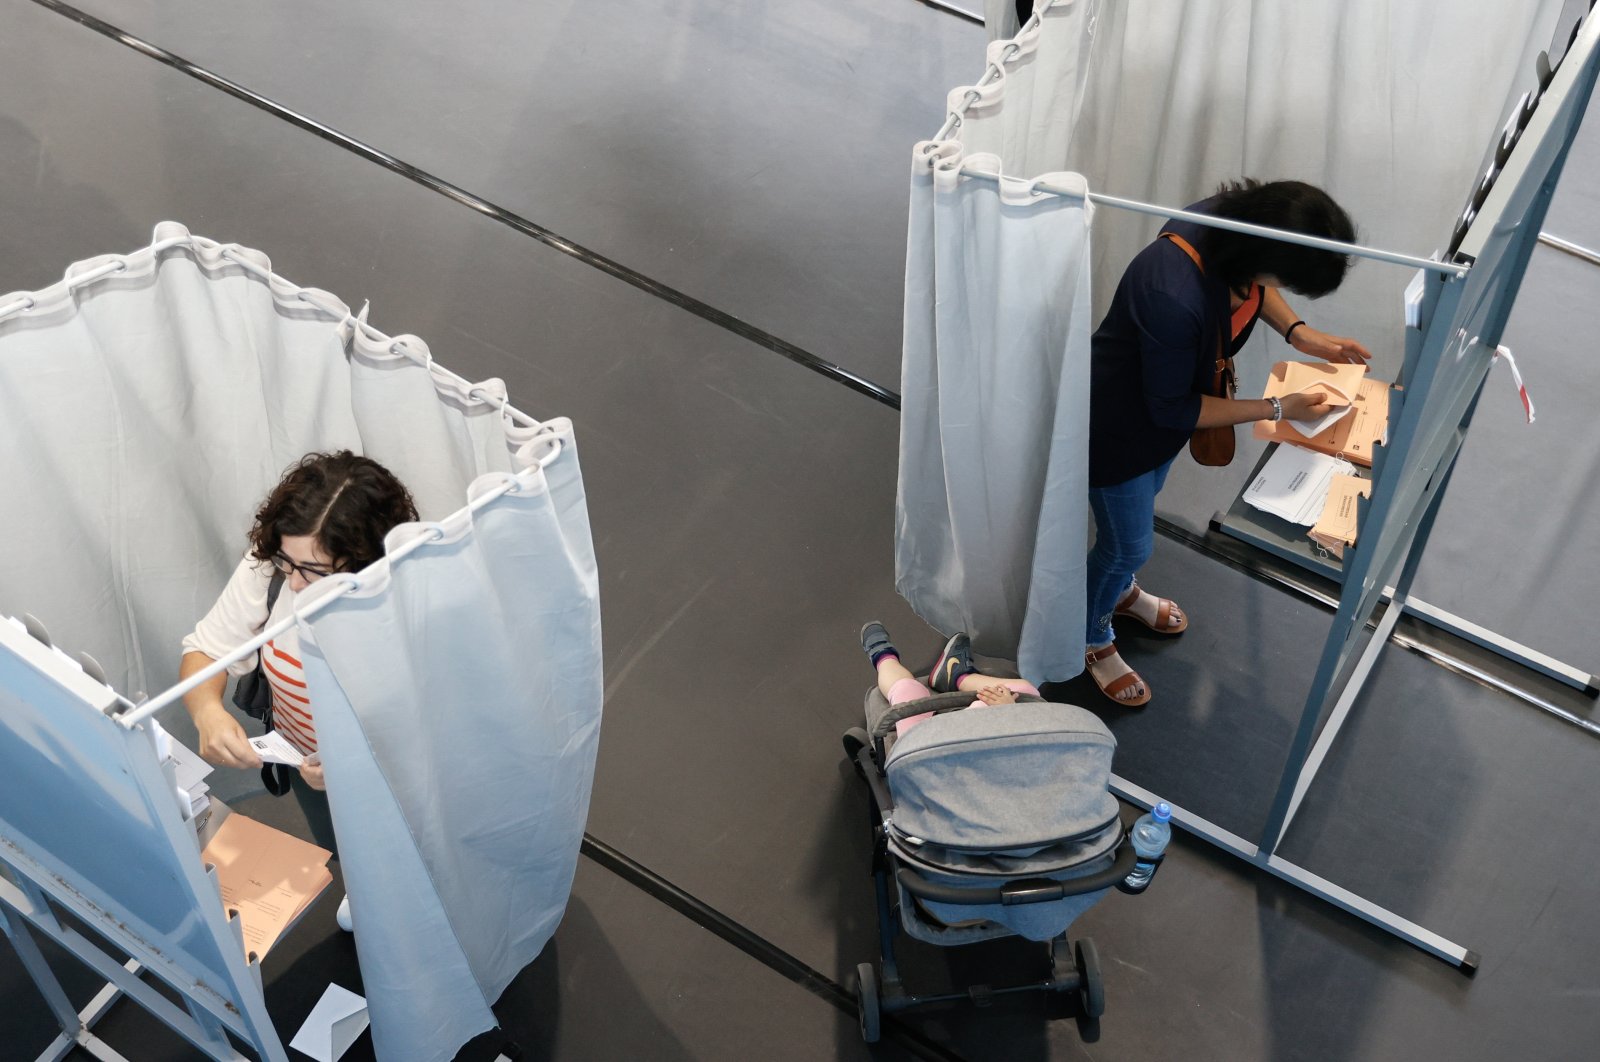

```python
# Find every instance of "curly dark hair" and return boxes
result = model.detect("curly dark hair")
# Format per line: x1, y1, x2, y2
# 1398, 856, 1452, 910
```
1200, 179, 1357, 298
247, 451, 418, 574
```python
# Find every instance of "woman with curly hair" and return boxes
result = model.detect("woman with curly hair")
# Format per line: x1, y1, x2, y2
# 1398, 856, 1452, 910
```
179, 451, 417, 862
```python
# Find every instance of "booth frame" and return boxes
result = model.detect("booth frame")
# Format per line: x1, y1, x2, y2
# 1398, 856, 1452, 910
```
936, 2, 1600, 969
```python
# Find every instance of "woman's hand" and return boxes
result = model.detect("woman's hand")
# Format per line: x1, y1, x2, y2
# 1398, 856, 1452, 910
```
1290, 325, 1371, 365
976, 685, 1018, 706
1279, 392, 1335, 422
194, 703, 263, 770
300, 753, 327, 791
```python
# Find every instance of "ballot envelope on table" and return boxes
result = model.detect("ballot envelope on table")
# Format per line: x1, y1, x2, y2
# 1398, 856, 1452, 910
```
1254, 360, 1391, 467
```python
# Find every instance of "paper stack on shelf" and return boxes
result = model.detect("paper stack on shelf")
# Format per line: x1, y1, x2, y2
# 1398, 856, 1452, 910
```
202, 812, 333, 960
1254, 361, 1391, 466
1242, 445, 1355, 526
1309, 474, 1372, 559
166, 731, 214, 820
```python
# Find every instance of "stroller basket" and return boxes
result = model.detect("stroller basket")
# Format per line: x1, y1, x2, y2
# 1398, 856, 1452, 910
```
842, 685, 1162, 1043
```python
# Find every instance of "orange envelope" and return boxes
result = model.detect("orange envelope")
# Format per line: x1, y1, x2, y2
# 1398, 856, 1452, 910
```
202, 812, 333, 960
1254, 361, 1390, 467
1309, 474, 1372, 559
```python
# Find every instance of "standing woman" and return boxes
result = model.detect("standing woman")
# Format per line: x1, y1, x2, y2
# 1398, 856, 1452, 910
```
179, 451, 418, 854
1084, 180, 1370, 706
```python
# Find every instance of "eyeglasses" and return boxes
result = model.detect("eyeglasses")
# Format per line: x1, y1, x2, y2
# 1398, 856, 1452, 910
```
270, 553, 339, 582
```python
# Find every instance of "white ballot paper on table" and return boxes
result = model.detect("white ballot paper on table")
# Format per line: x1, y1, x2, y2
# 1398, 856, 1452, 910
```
1242, 446, 1355, 526
249, 730, 306, 767
290, 984, 369, 1062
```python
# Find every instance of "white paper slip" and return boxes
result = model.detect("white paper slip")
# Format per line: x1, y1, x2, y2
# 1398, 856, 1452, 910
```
1242, 446, 1351, 526
166, 734, 215, 793
1286, 383, 1355, 438
249, 730, 305, 767
289, 984, 369, 1062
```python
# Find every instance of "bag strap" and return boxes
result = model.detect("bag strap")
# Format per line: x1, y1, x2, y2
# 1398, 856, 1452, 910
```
259, 569, 292, 797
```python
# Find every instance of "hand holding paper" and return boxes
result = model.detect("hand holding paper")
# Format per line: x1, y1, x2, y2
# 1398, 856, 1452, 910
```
248, 730, 305, 767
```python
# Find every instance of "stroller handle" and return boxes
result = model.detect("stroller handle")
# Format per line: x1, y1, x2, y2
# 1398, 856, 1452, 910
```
895, 826, 1138, 907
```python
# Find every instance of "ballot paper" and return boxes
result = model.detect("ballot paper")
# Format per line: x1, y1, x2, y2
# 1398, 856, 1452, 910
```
1309, 474, 1372, 559
289, 984, 369, 1062
249, 730, 306, 767
201, 812, 332, 960
1285, 382, 1354, 438
159, 727, 214, 821
1242, 446, 1354, 526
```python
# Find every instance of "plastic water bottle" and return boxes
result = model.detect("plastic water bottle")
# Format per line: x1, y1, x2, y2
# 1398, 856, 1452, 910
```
1123, 802, 1172, 891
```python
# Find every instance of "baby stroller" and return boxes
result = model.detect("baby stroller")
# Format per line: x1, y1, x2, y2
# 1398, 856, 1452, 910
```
841, 681, 1160, 1042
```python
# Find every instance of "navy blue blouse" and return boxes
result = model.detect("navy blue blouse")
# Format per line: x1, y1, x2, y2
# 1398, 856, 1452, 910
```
1088, 201, 1260, 487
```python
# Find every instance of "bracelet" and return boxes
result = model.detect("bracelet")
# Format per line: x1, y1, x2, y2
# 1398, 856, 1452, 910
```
1284, 320, 1307, 346
1268, 396, 1283, 422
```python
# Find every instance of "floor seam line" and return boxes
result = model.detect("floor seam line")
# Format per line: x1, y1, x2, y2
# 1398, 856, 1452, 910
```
29, 0, 904, 412
578, 833, 968, 1062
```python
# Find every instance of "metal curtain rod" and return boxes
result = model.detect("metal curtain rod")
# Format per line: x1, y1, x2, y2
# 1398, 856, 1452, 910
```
116, 456, 555, 728
0, 235, 550, 428
932, 4, 1467, 278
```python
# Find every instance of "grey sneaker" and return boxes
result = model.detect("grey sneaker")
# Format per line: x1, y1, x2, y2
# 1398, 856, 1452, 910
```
928, 632, 975, 693
860, 621, 898, 666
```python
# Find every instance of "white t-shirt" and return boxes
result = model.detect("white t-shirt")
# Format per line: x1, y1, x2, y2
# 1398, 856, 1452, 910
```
181, 554, 318, 755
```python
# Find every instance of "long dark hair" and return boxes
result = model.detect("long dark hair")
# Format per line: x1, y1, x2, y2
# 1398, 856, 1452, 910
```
248, 451, 418, 573
1202, 179, 1356, 297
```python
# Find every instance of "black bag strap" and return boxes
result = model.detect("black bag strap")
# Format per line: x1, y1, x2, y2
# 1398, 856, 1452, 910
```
258, 570, 292, 797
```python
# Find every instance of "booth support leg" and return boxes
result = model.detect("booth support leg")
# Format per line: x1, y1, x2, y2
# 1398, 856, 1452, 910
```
1109, 774, 1477, 971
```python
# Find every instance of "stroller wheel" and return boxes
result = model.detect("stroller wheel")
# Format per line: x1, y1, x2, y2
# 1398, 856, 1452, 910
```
1076, 939, 1105, 1018
854, 962, 882, 1043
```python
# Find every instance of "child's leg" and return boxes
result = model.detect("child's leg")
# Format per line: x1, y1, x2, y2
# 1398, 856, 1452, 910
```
862, 621, 934, 702
877, 656, 934, 704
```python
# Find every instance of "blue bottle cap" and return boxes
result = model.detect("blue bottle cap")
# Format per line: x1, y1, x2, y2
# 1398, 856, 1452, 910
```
1153, 802, 1172, 822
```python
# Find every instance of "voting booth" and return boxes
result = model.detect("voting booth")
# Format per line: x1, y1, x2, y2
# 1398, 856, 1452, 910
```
899, 0, 1600, 965
0, 226, 603, 1062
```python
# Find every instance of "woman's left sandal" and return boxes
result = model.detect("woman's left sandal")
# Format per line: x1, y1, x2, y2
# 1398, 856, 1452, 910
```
1114, 582, 1188, 635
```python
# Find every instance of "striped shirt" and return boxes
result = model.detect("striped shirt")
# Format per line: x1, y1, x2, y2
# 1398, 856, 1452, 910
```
181, 554, 318, 755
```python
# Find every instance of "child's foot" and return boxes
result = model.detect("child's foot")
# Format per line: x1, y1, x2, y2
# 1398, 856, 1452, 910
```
929, 632, 975, 693
860, 621, 898, 666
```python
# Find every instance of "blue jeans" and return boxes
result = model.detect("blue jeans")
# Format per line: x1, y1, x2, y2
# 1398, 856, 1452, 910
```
1085, 458, 1174, 650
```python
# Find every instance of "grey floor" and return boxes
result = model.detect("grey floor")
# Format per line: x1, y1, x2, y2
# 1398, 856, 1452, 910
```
2, 1, 1598, 1060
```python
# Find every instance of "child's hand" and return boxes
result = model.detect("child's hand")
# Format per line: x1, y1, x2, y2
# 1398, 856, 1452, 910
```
976, 685, 1018, 705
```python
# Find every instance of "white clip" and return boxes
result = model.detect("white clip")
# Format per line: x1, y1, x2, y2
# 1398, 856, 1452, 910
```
1493, 345, 1534, 424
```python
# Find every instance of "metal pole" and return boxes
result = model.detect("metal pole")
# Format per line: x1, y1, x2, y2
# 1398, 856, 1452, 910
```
117, 466, 544, 726
1538, 231, 1600, 267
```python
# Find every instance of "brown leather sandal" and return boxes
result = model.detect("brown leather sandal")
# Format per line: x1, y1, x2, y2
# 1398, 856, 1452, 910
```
1113, 581, 1189, 635
1085, 643, 1151, 707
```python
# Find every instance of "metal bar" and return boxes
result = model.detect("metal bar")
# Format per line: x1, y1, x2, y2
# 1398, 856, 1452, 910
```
952, 168, 1466, 274
1539, 231, 1600, 267
1401, 597, 1598, 693
119, 470, 531, 726
910, 0, 984, 23
75, 1036, 133, 1062
0, 899, 84, 1049
78, 961, 139, 1031
0, 847, 257, 1050
1280, 600, 1406, 834
1109, 774, 1476, 969
934, 40, 1025, 141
